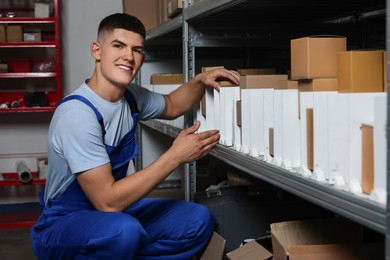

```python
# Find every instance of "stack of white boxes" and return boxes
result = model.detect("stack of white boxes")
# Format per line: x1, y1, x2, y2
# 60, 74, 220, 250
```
195, 36, 387, 205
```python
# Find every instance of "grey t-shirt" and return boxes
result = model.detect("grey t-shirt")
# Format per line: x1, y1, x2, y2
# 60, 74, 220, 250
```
43, 82, 165, 204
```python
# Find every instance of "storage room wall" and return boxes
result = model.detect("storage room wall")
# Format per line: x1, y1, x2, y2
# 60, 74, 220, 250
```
0, 0, 123, 173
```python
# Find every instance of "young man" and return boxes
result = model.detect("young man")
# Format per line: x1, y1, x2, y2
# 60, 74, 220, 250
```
31, 13, 240, 259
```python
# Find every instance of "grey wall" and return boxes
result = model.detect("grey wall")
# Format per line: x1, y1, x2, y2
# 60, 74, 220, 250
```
0, 0, 123, 173
61, 0, 123, 95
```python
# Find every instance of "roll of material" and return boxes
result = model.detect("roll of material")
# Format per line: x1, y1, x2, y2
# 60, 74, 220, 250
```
16, 160, 33, 183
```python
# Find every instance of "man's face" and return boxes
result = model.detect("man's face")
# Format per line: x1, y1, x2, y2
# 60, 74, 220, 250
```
94, 28, 145, 87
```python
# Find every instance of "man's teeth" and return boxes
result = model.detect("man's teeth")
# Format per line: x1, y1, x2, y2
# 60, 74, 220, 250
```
118, 65, 130, 71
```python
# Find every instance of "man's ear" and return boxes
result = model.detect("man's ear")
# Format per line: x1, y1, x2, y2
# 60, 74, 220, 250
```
90, 41, 101, 61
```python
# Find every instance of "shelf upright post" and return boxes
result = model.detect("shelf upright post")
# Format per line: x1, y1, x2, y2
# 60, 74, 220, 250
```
183, 0, 197, 201
386, 1, 390, 259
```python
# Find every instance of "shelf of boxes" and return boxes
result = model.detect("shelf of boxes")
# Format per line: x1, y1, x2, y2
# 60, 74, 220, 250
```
0, 0, 61, 113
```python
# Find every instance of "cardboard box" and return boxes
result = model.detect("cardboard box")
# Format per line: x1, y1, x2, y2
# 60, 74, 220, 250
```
150, 73, 183, 84
236, 100, 242, 127
227, 236, 273, 260
274, 80, 298, 90
237, 68, 276, 75
200, 232, 226, 260
240, 75, 288, 89
123, 0, 165, 31
35, 3, 54, 18
288, 243, 384, 260
361, 124, 374, 194
0, 63, 8, 73
291, 36, 346, 79
298, 78, 338, 92
167, 0, 183, 18
271, 218, 363, 260
6, 25, 23, 42
0, 25, 5, 42
23, 32, 42, 42
337, 50, 386, 92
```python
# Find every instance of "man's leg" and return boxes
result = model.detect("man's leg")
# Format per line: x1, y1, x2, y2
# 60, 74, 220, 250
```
32, 211, 149, 260
124, 198, 215, 260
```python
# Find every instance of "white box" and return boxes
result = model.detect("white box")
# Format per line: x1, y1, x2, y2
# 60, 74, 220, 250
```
299, 91, 336, 177
248, 89, 265, 157
219, 86, 240, 147
205, 88, 216, 130
263, 89, 274, 163
313, 93, 336, 182
153, 84, 184, 129
346, 93, 386, 194
273, 89, 300, 169
240, 89, 251, 154
35, 3, 54, 18
371, 95, 387, 204
327, 93, 349, 187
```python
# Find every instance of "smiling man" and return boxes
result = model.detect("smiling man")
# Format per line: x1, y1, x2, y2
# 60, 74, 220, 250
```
30, 13, 239, 259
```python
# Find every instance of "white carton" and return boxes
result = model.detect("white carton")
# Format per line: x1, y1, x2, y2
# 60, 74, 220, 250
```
263, 89, 274, 163
272, 89, 300, 169
219, 86, 240, 147
371, 94, 387, 204
240, 89, 251, 154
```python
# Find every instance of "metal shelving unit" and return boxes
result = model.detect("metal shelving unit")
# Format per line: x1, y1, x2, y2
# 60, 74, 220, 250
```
142, 0, 389, 257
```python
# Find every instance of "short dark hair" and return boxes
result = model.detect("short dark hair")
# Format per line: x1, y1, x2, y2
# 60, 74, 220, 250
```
97, 13, 146, 41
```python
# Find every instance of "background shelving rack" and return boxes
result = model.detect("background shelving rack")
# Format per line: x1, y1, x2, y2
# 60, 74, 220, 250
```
140, 0, 389, 257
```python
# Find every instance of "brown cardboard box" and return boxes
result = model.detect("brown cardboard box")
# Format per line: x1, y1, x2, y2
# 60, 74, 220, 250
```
289, 243, 384, 260
7, 25, 23, 42
151, 73, 183, 84
240, 75, 288, 89
0, 63, 8, 73
236, 101, 241, 127
291, 36, 346, 80
167, 0, 183, 18
274, 80, 298, 90
123, 0, 165, 31
361, 124, 374, 194
298, 78, 338, 92
200, 232, 226, 260
237, 68, 276, 75
338, 50, 386, 93
0, 25, 5, 42
271, 218, 363, 260
306, 108, 314, 170
269, 128, 274, 157
227, 236, 273, 260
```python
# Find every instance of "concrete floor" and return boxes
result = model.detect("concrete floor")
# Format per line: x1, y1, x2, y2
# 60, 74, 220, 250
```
0, 228, 36, 260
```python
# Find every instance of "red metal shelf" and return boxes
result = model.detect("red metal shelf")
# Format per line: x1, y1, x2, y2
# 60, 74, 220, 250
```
0, 17, 55, 24
0, 172, 46, 186
0, 72, 56, 78
0, 106, 56, 113
0, 41, 56, 47
0, 0, 62, 114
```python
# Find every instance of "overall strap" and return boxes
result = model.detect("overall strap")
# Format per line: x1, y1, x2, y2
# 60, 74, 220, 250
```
124, 89, 139, 116
57, 95, 106, 135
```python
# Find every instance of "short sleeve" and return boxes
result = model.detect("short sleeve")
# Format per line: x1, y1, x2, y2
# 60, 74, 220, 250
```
127, 84, 165, 120
51, 101, 110, 174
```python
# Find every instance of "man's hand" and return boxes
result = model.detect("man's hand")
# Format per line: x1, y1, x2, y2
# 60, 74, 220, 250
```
195, 68, 240, 90
168, 121, 219, 164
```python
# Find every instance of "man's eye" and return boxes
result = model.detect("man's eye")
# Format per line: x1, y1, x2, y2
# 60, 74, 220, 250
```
133, 48, 144, 55
114, 44, 123, 48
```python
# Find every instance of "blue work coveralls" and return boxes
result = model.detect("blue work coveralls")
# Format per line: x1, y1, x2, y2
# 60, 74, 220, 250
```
31, 90, 215, 259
